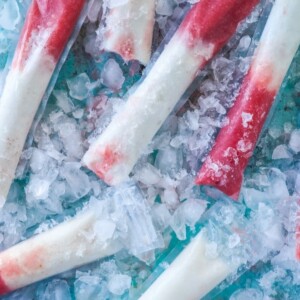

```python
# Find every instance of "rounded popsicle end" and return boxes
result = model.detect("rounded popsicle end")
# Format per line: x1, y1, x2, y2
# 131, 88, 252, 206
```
0, 275, 11, 296
195, 160, 242, 200
82, 144, 129, 186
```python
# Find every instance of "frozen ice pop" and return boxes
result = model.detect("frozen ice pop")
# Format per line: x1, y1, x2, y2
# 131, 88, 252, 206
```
0, 210, 121, 295
196, 0, 300, 199
82, 0, 259, 186
102, 0, 156, 65
138, 201, 263, 300
0, 0, 87, 207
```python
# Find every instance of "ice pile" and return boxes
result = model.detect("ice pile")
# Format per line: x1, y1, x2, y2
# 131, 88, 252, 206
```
1, 0, 300, 299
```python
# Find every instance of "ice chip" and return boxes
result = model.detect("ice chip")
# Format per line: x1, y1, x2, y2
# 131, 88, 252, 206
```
107, 274, 132, 295
74, 274, 102, 300
25, 175, 51, 202
156, 0, 175, 16
289, 129, 300, 153
60, 163, 91, 200
67, 73, 91, 101
171, 199, 207, 240
53, 90, 74, 114
42, 279, 72, 300
0, 0, 21, 31
101, 59, 125, 91
272, 144, 292, 160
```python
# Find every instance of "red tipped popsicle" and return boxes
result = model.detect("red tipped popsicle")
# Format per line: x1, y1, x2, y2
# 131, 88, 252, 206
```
196, 0, 300, 200
0, 210, 121, 295
0, 0, 87, 206
13, 0, 86, 70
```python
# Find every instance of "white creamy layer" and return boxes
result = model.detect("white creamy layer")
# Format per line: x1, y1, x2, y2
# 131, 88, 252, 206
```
83, 34, 214, 185
1, 210, 121, 290
0, 45, 55, 206
103, 0, 156, 65
251, 0, 300, 91
139, 231, 234, 300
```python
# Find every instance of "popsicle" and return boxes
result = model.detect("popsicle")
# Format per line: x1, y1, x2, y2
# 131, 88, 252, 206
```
82, 0, 260, 186
0, 209, 121, 295
0, 0, 87, 207
138, 200, 265, 300
196, 0, 300, 199
102, 0, 156, 65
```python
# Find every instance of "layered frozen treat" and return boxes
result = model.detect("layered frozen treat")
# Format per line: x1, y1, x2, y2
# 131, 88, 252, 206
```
197, 0, 300, 199
0, 0, 87, 206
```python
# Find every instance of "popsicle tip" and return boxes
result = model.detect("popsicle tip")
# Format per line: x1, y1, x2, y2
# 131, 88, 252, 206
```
0, 275, 11, 296
82, 144, 126, 186
195, 163, 242, 201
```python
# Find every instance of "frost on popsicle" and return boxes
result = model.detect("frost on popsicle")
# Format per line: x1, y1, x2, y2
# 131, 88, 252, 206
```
0, 0, 87, 207
101, 0, 156, 65
196, 0, 300, 200
82, 0, 260, 186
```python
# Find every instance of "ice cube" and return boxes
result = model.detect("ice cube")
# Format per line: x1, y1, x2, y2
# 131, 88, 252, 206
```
170, 199, 207, 240
289, 129, 300, 153
74, 274, 103, 300
161, 187, 179, 210
60, 163, 91, 200
56, 117, 84, 159
67, 73, 91, 101
155, 146, 183, 178
101, 59, 125, 91
41, 279, 72, 300
113, 185, 164, 259
272, 144, 292, 160
53, 90, 74, 114
152, 203, 172, 231
156, 0, 175, 16
30, 148, 51, 173
237, 35, 252, 52
212, 57, 235, 84
107, 274, 131, 296
134, 163, 162, 185
0, 0, 21, 31
25, 175, 51, 202
268, 127, 282, 139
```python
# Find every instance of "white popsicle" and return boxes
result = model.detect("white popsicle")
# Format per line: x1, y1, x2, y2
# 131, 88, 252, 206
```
0, 0, 87, 207
82, 0, 260, 186
139, 231, 234, 300
0, 210, 121, 295
102, 0, 156, 65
